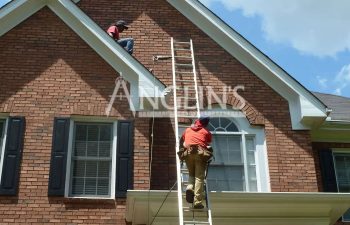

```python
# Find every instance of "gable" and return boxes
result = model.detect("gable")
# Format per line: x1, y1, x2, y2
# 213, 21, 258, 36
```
166, 0, 328, 129
0, 0, 166, 111
0, 0, 328, 129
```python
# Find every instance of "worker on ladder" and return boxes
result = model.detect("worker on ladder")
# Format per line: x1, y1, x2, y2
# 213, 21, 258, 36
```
181, 116, 213, 209
107, 20, 134, 54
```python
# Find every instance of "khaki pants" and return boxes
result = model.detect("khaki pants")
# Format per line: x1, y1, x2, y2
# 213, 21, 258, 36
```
185, 147, 207, 206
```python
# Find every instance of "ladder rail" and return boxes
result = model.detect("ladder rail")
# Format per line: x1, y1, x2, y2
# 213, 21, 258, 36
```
190, 39, 201, 118
171, 37, 185, 225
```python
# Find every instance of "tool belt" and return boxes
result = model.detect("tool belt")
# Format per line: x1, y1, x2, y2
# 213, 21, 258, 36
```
177, 145, 213, 162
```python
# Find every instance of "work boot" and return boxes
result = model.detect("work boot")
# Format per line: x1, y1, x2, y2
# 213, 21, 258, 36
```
185, 189, 194, 203
193, 203, 204, 209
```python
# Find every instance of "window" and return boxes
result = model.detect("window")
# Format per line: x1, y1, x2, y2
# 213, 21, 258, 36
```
179, 115, 269, 192
68, 122, 115, 198
333, 152, 350, 221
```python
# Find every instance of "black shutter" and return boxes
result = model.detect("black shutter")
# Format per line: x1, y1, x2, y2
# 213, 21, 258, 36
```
319, 149, 338, 192
116, 120, 133, 198
0, 117, 25, 195
48, 118, 70, 196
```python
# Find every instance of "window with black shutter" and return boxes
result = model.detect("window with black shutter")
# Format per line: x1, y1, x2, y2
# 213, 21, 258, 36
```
49, 119, 134, 199
333, 152, 350, 222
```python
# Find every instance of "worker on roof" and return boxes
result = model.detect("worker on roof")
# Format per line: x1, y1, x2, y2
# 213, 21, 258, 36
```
181, 116, 213, 209
107, 20, 134, 55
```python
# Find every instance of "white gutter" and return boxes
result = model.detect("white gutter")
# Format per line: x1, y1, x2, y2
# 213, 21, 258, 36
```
126, 190, 350, 225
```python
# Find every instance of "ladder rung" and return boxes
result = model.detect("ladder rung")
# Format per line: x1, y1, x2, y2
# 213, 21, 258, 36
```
174, 41, 191, 44
176, 71, 193, 74
177, 87, 196, 90
176, 63, 193, 67
183, 207, 209, 212
175, 56, 192, 59
174, 48, 191, 51
177, 97, 197, 99
184, 221, 210, 224
177, 80, 194, 82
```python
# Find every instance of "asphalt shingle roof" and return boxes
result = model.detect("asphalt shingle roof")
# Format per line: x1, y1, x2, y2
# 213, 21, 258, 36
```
313, 92, 350, 121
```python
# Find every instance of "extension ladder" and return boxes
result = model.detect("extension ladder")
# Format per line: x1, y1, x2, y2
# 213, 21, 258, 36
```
171, 37, 213, 225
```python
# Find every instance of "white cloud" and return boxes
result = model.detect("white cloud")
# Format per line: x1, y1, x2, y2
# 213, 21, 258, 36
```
316, 76, 328, 89
200, 0, 350, 57
333, 64, 350, 95
336, 64, 350, 82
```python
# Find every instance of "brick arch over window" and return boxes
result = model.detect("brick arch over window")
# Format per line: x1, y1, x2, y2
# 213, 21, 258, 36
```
203, 97, 265, 126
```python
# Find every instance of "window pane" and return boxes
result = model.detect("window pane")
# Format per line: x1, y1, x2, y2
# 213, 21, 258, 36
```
212, 135, 241, 164
72, 178, 84, 195
220, 118, 231, 128
99, 142, 111, 157
97, 179, 110, 195
74, 141, 86, 156
98, 161, 110, 177
72, 160, 85, 177
87, 142, 98, 157
75, 125, 87, 141
71, 123, 113, 197
209, 118, 220, 131
334, 154, 350, 192
87, 125, 99, 141
207, 166, 244, 191
226, 122, 238, 132
100, 125, 112, 141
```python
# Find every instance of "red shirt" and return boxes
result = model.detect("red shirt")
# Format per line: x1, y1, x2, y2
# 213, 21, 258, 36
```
107, 25, 120, 40
182, 125, 212, 148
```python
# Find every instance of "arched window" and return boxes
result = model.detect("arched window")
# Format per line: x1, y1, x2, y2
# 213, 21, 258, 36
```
206, 117, 268, 192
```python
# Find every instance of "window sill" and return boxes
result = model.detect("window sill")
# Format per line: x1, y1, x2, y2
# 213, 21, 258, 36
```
62, 197, 116, 205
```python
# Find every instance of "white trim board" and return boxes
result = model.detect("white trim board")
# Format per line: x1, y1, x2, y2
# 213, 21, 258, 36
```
0, 0, 166, 111
166, 0, 328, 129
126, 190, 350, 225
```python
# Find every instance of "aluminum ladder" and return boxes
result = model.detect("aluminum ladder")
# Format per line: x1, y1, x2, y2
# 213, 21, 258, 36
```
171, 37, 213, 225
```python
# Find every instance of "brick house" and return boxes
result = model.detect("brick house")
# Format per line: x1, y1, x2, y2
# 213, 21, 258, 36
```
0, 0, 350, 224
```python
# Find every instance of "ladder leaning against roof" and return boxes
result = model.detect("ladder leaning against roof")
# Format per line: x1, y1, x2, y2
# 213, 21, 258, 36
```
171, 37, 213, 225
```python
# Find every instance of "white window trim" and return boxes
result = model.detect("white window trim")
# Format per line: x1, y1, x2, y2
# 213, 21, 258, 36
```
332, 148, 350, 222
0, 118, 8, 185
64, 118, 118, 199
204, 110, 270, 192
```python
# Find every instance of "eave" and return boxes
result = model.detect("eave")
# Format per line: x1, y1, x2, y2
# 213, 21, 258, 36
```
126, 190, 350, 225
311, 119, 350, 143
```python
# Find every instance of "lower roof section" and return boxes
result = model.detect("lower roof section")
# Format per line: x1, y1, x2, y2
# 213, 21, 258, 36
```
126, 190, 350, 225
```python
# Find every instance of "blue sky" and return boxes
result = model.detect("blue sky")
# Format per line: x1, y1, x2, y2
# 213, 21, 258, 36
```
1, 0, 350, 97
199, 0, 350, 97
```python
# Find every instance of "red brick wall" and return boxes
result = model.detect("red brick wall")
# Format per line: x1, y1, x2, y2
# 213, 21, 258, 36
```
0, 0, 322, 224
0, 7, 150, 224
77, 0, 317, 192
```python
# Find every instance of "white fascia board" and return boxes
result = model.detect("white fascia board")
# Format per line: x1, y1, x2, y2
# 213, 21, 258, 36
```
126, 190, 350, 225
0, 0, 46, 37
47, 0, 166, 103
166, 0, 327, 129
